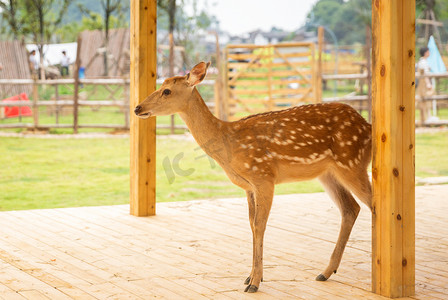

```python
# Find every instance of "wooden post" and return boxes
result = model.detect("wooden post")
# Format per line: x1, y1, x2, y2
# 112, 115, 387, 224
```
130, 0, 157, 216
371, 0, 415, 297
32, 77, 38, 131
316, 26, 324, 103
73, 36, 82, 134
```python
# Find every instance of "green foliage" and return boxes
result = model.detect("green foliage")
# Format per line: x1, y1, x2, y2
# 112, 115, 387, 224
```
56, 12, 127, 43
307, 0, 371, 45
1, 0, 70, 42
308, 0, 448, 45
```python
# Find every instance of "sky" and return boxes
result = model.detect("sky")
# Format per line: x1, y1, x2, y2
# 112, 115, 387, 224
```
205, 0, 319, 35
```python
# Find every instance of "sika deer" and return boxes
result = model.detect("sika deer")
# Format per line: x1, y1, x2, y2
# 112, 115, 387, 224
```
134, 62, 372, 293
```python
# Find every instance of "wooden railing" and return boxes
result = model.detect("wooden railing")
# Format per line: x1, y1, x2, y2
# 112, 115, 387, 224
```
0, 78, 215, 132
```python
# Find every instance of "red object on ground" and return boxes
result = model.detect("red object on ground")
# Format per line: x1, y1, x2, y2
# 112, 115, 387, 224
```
2, 93, 32, 118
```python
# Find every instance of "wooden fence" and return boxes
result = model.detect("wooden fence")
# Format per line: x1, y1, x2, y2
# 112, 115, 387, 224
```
223, 42, 316, 121
0, 78, 215, 132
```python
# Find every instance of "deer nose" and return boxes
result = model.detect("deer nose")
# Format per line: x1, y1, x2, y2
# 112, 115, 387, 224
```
134, 105, 142, 115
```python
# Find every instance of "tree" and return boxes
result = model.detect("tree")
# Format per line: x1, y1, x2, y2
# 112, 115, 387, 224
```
79, 0, 129, 76
0, 0, 71, 78
0, 0, 23, 39
158, 0, 177, 77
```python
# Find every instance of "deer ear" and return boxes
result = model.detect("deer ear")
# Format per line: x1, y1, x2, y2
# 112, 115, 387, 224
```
186, 61, 210, 87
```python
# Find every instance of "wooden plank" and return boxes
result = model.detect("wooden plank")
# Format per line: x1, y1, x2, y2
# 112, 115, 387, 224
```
371, 0, 415, 297
401, 0, 416, 296
129, 0, 157, 216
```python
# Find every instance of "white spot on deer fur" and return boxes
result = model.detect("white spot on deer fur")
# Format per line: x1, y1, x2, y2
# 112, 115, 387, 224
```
291, 130, 296, 134
348, 160, 354, 168
291, 136, 296, 140
344, 121, 351, 126
244, 163, 250, 169
333, 116, 339, 121
299, 143, 306, 146
318, 125, 324, 129
339, 142, 345, 147
300, 120, 305, 124
346, 141, 352, 146
325, 118, 330, 123
354, 158, 359, 165
286, 139, 293, 144
336, 161, 350, 170
340, 125, 345, 129
275, 133, 282, 137
283, 118, 290, 121
353, 135, 358, 141
252, 166, 258, 171
240, 144, 247, 149
320, 139, 325, 143
307, 141, 313, 145
294, 146, 300, 150
358, 128, 363, 134
314, 139, 319, 143
280, 123, 286, 126
311, 126, 316, 130
342, 153, 347, 157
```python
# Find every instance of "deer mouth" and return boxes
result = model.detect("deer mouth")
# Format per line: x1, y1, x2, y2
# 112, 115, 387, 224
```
137, 112, 151, 119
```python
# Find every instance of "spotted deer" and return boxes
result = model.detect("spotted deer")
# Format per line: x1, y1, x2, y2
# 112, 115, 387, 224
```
134, 62, 372, 293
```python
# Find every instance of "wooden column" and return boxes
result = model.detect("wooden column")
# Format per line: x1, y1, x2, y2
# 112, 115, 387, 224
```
371, 0, 415, 297
130, 0, 157, 216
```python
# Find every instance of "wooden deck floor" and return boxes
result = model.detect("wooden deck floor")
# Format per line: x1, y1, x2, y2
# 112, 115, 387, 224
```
0, 185, 447, 299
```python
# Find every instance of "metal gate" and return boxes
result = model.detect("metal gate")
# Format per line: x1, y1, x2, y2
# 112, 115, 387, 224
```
224, 42, 316, 121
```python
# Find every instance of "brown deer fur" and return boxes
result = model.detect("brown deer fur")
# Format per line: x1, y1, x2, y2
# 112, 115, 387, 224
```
134, 62, 372, 293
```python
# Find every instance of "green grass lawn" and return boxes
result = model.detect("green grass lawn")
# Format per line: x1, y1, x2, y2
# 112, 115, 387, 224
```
0, 131, 447, 211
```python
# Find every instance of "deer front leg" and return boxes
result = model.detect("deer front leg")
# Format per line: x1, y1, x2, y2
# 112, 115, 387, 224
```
244, 191, 255, 286
244, 184, 274, 293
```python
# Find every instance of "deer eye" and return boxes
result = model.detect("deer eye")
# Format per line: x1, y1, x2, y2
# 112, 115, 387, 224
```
163, 89, 171, 96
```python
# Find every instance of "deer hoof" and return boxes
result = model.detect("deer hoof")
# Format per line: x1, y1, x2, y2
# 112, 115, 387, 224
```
316, 274, 328, 281
244, 285, 258, 293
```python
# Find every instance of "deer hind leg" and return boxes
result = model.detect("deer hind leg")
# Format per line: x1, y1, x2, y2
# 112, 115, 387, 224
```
334, 167, 372, 211
316, 172, 360, 281
244, 183, 274, 293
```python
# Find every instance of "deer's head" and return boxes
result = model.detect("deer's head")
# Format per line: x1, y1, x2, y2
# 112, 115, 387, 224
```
134, 61, 210, 118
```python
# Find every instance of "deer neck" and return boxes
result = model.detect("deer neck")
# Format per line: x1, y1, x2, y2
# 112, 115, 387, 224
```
178, 88, 229, 160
